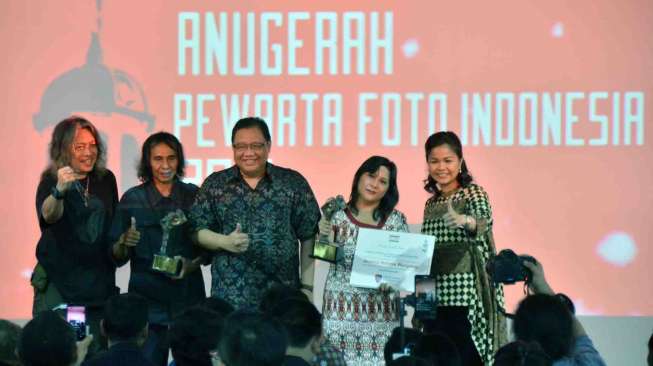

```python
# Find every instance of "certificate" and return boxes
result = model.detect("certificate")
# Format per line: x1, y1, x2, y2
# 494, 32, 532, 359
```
349, 228, 435, 292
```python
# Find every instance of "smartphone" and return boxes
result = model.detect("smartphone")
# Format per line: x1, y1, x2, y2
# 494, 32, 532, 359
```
414, 275, 437, 320
66, 306, 88, 341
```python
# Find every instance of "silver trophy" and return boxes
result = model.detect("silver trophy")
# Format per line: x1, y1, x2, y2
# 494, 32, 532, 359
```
152, 209, 187, 276
311, 195, 347, 263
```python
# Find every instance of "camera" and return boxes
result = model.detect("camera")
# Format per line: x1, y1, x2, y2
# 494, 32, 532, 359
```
486, 249, 537, 284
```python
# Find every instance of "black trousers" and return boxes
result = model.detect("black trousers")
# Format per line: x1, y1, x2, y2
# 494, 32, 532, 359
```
423, 306, 483, 366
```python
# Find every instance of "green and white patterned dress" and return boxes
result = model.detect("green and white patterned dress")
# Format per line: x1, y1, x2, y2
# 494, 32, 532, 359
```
421, 183, 508, 365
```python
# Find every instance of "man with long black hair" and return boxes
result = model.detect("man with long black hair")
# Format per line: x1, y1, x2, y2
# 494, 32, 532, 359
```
109, 132, 205, 366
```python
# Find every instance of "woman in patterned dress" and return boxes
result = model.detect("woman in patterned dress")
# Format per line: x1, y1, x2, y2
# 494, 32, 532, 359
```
320, 156, 409, 366
419, 131, 507, 365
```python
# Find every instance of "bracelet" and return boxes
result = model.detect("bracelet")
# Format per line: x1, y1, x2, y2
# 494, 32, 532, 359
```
51, 186, 65, 200
301, 283, 313, 291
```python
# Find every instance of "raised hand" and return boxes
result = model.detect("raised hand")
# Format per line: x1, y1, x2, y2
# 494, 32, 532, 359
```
522, 259, 554, 295
318, 217, 332, 240
223, 223, 249, 253
56, 166, 79, 193
120, 216, 141, 247
171, 256, 203, 280
74, 334, 94, 366
442, 198, 468, 230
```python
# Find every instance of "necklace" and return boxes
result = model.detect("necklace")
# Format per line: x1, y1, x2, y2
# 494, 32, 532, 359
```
75, 176, 90, 207
83, 176, 90, 206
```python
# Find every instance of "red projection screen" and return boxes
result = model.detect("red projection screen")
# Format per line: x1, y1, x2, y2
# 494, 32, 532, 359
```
0, 0, 651, 319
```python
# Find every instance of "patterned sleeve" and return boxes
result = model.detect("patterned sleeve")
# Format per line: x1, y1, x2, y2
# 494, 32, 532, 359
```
290, 174, 321, 241
396, 211, 410, 233
420, 197, 434, 234
189, 175, 220, 233
466, 184, 493, 240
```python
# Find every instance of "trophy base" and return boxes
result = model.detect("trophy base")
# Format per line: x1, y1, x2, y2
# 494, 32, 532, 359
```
152, 254, 182, 276
310, 242, 343, 264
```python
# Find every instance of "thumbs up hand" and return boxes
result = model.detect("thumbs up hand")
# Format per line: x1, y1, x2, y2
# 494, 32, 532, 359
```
443, 199, 469, 230
223, 223, 249, 253
120, 216, 141, 247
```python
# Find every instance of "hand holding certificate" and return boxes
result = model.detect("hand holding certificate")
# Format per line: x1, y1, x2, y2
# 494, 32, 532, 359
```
349, 228, 435, 292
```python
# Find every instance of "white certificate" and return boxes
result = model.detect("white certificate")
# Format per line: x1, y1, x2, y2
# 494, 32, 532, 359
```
349, 228, 435, 292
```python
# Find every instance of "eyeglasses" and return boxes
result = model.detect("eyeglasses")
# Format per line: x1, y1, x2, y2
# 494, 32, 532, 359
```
233, 142, 267, 153
72, 143, 98, 153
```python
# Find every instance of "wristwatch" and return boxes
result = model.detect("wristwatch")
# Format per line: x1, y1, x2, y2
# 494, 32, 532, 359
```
51, 186, 65, 200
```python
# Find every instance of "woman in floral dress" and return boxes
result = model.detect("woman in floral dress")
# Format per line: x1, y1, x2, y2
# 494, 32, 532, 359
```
320, 155, 409, 366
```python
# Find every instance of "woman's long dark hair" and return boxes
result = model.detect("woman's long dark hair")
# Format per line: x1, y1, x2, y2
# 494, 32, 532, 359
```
41, 116, 107, 180
423, 131, 473, 195
137, 131, 186, 182
348, 156, 399, 221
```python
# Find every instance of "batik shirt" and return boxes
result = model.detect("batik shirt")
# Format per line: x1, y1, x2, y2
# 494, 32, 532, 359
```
189, 163, 320, 309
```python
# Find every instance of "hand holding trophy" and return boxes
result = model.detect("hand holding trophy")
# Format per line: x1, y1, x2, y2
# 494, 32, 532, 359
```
152, 209, 187, 276
170, 256, 203, 280
311, 195, 346, 263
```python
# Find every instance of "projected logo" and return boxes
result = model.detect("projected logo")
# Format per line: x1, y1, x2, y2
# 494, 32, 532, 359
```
32, 0, 154, 191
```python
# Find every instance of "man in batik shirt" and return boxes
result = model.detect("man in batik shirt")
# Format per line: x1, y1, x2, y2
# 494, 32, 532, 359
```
190, 117, 321, 309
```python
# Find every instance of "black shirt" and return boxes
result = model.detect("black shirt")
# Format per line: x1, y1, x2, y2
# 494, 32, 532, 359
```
189, 163, 321, 309
35, 170, 119, 305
